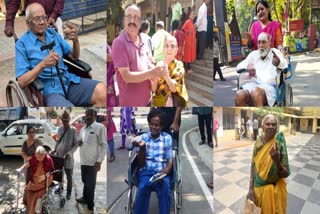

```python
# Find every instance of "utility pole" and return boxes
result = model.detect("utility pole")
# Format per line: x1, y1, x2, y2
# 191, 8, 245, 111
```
214, 0, 228, 64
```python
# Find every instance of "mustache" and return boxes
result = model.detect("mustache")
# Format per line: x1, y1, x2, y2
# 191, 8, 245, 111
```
128, 23, 137, 28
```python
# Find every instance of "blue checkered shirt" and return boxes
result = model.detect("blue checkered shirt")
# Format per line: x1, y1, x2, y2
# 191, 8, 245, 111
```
141, 131, 172, 172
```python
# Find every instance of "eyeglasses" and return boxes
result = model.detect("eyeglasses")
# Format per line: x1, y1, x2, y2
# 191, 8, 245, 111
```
125, 15, 141, 22
29, 15, 48, 24
164, 44, 177, 49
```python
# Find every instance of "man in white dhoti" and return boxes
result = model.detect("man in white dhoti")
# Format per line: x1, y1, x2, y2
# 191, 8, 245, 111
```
235, 32, 287, 106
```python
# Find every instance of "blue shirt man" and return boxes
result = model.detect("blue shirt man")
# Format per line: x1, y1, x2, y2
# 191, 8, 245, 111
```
15, 3, 106, 106
133, 108, 172, 214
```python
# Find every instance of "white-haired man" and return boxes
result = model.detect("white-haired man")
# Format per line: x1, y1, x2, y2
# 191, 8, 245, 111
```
235, 32, 287, 106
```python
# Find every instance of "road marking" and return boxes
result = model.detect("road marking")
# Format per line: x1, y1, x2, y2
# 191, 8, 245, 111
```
182, 127, 214, 213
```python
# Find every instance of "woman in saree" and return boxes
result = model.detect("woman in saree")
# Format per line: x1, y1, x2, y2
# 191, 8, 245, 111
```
17, 146, 54, 214
247, 114, 290, 214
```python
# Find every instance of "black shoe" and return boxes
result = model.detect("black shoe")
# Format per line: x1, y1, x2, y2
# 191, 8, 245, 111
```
66, 193, 71, 200
199, 141, 205, 145
87, 205, 94, 211
19, 11, 25, 16
76, 197, 87, 204
208, 143, 213, 148
220, 78, 226, 81
213, 78, 217, 81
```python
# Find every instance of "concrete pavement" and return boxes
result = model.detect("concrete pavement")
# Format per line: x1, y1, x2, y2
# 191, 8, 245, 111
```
107, 109, 213, 213
213, 51, 320, 106
214, 132, 320, 213
0, 16, 106, 107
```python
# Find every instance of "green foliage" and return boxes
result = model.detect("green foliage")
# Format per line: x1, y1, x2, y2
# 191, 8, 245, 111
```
49, 111, 58, 119
253, 107, 284, 119
107, 0, 126, 24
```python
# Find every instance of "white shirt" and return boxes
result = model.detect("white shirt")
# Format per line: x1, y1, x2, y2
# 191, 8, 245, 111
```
237, 48, 287, 85
195, 2, 207, 32
79, 121, 107, 166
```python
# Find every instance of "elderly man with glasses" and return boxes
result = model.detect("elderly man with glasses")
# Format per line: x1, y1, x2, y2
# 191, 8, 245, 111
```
111, 4, 167, 106
15, 3, 106, 107
235, 32, 287, 106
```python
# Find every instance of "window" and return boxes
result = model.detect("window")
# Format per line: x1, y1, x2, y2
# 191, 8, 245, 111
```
33, 124, 45, 134
6, 124, 24, 136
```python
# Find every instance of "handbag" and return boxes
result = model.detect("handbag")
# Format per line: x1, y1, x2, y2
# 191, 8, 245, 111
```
243, 198, 261, 214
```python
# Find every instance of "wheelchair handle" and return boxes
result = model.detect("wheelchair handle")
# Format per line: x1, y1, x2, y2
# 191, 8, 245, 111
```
50, 169, 63, 175
236, 68, 248, 74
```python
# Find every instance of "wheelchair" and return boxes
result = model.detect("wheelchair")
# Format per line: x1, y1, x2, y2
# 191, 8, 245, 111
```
236, 56, 293, 106
124, 131, 182, 214
40, 155, 66, 214
6, 33, 92, 107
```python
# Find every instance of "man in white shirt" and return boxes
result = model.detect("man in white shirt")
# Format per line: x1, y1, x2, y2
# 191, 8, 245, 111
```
235, 32, 287, 106
195, 0, 209, 60
152, 21, 171, 63
76, 108, 107, 212
171, 0, 182, 29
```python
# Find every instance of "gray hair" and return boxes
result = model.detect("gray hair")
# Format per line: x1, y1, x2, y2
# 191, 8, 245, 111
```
35, 146, 46, 155
261, 114, 278, 126
125, 3, 141, 15
25, 3, 43, 20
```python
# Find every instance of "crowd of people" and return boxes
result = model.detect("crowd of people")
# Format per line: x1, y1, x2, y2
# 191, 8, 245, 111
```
108, 1, 214, 107
17, 108, 107, 213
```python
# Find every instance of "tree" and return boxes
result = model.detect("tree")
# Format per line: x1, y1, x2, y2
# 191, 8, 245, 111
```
107, 0, 126, 25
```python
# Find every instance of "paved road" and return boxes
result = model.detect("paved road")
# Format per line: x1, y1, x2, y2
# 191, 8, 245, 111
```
107, 111, 213, 214
213, 51, 320, 106
214, 133, 320, 214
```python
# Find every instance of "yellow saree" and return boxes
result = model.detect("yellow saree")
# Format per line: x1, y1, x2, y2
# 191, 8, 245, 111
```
253, 132, 290, 214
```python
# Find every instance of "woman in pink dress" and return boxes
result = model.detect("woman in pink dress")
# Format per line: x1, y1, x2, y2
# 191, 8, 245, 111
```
171, 19, 185, 61
245, 0, 283, 50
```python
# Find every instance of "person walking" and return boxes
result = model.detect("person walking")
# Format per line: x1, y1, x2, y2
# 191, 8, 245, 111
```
106, 107, 116, 162
253, 117, 259, 140
213, 33, 226, 81
193, 107, 213, 148
76, 108, 107, 212
195, 0, 209, 60
51, 110, 78, 200
213, 117, 219, 147
119, 107, 138, 150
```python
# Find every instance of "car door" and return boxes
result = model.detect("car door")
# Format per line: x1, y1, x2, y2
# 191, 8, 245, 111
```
2, 123, 27, 155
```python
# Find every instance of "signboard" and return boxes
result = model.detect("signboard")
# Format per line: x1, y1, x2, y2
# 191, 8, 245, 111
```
230, 36, 243, 61
289, 20, 304, 32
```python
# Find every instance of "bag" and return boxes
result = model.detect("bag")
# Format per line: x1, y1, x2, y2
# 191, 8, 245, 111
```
243, 199, 261, 214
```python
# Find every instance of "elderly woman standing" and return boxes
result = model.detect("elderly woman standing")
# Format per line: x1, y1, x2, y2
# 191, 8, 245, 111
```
18, 146, 54, 214
21, 126, 43, 183
247, 114, 290, 213
152, 35, 188, 107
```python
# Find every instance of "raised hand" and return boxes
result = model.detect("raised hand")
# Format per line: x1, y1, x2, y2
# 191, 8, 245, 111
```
272, 50, 280, 67
63, 23, 79, 42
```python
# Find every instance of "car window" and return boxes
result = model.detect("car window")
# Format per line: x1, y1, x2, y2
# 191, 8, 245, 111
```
96, 116, 105, 123
34, 124, 45, 134
6, 124, 24, 136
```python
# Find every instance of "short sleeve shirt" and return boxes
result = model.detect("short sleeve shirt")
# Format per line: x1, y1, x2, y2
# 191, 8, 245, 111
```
141, 132, 172, 172
16, 28, 80, 96
22, 139, 43, 157
112, 31, 153, 106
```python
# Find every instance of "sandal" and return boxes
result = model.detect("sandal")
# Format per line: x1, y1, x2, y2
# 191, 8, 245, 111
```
108, 155, 115, 162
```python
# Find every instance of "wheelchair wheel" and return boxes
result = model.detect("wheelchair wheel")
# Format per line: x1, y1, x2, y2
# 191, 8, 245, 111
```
126, 186, 137, 214
42, 205, 50, 214
59, 198, 66, 208
174, 189, 179, 214
177, 178, 183, 209
6, 80, 29, 107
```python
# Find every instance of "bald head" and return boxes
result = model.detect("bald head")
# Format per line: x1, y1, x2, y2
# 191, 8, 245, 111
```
258, 32, 271, 42
26, 3, 45, 20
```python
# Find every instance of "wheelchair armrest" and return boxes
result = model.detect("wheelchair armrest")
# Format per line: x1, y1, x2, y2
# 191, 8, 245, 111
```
64, 56, 92, 72
32, 79, 44, 91
236, 68, 248, 74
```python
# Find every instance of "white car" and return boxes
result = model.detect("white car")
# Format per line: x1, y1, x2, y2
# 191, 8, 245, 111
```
0, 119, 57, 156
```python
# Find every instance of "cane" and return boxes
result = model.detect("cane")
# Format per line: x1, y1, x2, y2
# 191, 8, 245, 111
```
40, 41, 68, 98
